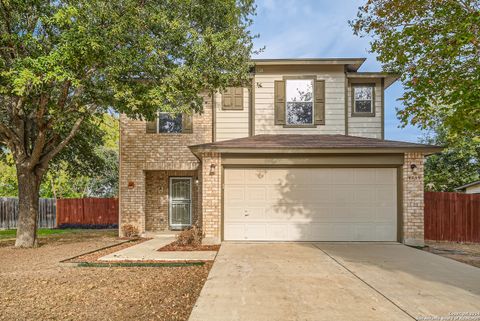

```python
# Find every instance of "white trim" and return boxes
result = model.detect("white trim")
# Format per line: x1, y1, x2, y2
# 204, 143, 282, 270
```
169, 177, 193, 229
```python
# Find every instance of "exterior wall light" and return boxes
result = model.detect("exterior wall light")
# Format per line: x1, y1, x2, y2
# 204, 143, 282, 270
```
410, 164, 418, 174
195, 177, 199, 184
209, 164, 216, 175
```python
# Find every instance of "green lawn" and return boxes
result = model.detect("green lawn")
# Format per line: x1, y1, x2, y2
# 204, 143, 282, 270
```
0, 228, 81, 240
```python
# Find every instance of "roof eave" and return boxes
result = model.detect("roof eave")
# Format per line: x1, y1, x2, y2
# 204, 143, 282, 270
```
252, 58, 367, 72
189, 146, 443, 157
346, 72, 400, 89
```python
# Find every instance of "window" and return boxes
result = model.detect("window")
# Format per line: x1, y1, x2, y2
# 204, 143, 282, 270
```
158, 113, 182, 133
286, 79, 314, 125
352, 84, 375, 116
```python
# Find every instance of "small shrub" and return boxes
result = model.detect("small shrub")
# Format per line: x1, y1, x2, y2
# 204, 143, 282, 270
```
122, 224, 139, 238
176, 225, 202, 246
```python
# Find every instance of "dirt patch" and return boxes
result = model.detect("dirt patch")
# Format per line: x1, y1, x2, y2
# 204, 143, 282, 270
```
158, 241, 220, 252
0, 230, 212, 321
424, 241, 480, 268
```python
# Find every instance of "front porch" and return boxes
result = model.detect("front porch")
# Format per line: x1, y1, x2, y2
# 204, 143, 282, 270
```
144, 169, 201, 233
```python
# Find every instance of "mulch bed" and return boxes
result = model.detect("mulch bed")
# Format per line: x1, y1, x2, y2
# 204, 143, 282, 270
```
158, 241, 220, 252
64, 238, 150, 263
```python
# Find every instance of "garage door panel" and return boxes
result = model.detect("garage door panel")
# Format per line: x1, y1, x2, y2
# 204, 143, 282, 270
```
332, 186, 356, 203
224, 169, 245, 184
245, 169, 267, 185
353, 188, 376, 203
354, 169, 377, 185
224, 186, 244, 201
224, 168, 397, 241
245, 186, 267, 201
375, 187, 396, 207
375, 168, 396, 184
333, 169, 356, 184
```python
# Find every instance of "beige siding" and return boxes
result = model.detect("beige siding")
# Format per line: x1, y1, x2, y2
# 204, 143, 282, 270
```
215, 88, 249, 141
466, 184, 480, 194
253, 65, 346, 135
348, 79, 383, 139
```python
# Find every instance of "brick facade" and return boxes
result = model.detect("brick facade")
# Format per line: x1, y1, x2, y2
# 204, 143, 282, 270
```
145, 170, 200, 232
119, 94, 213, 236
402, 152, 425, 246
200, 152, 222, 244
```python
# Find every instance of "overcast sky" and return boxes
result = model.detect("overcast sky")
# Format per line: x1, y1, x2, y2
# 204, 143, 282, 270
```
250, 0, 424, 142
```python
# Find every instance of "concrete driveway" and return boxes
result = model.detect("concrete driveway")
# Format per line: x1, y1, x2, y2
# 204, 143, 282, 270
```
189, 243, 480, 321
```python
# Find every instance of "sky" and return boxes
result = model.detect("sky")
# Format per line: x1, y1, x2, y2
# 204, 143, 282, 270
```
250, 0, 424, 142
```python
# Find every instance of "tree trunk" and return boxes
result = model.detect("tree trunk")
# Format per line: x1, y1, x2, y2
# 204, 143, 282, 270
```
15, 165, 43, 248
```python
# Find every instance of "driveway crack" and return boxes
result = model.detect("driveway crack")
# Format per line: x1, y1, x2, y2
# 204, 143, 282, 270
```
312, 244, 418, 321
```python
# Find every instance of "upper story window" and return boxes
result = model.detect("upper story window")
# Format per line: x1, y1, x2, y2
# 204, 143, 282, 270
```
352, 84, 375, 117
146, 112, 193, 134
286, 79, 314, 125
159, 113, 182, 133
274, 78, 324, 127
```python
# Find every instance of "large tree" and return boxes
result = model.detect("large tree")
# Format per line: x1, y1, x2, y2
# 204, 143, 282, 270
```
350, 0, 480, 137
423, 126, 480, 191
0, 0, 256, 247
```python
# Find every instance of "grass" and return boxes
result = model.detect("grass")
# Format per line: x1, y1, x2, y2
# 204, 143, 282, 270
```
0, 228, 85, 240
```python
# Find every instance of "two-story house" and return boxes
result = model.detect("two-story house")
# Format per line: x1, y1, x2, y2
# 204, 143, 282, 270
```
119, 58, 440, 246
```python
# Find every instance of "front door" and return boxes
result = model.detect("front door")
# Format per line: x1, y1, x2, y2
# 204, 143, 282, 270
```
169, 177, 192, 229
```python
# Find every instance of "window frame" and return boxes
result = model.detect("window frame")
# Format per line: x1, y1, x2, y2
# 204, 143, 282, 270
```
283, 76, 316, 127
351, 83, 376, 117
157, 112, 183, 134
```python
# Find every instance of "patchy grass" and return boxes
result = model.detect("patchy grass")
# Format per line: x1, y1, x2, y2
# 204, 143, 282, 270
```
0, 228, 82, 239
0, 229, 118, 247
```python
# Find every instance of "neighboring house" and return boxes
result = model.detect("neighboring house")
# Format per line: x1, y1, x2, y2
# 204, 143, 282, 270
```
455, 180, 480, 194
119, 58, 441, 246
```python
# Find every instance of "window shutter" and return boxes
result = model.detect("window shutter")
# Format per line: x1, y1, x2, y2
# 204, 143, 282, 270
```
182, 114, 193, 133
146, 120, 157, 133
222, 87, 243, 110
274, 80, 286, 125
233, 87, 243, 109
314, 80, 325, 125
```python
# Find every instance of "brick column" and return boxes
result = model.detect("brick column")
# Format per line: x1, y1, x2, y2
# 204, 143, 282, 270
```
200, 152, 222, 244
119, 168, 146, 236
402, 152, 425, 246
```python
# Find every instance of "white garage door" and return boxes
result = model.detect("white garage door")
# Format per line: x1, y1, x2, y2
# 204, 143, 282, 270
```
224, 168, 397, 241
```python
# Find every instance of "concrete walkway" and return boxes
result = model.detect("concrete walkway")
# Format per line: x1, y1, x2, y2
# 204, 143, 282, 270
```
189, 243, 480, 321
99, 237, 217, 262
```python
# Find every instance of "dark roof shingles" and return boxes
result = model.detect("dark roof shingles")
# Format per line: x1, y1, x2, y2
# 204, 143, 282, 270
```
190, 134, 441, 150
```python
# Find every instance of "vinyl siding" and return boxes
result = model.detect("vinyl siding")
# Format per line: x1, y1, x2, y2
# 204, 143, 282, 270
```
253, 65, 346, 135
347, 79, 383, 139
215, 89, 249, 141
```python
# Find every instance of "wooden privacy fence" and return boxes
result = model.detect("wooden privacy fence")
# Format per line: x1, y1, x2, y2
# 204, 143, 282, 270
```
56, 198, 118, 227
0, 198, 56, 229
425, 192, 480, 243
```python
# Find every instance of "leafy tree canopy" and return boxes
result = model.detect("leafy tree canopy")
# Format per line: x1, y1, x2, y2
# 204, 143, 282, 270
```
423, 126, 480, 192
0, 113, 119, 198
0, 0, 257, 247
351, 0, 480, 137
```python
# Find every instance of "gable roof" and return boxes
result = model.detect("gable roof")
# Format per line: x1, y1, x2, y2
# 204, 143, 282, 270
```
455, 180, 480, 191
189, 134, 442, 155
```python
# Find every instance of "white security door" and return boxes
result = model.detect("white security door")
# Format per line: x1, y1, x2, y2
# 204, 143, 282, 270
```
169, 177, 192, 229
224, 168, 397, 241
